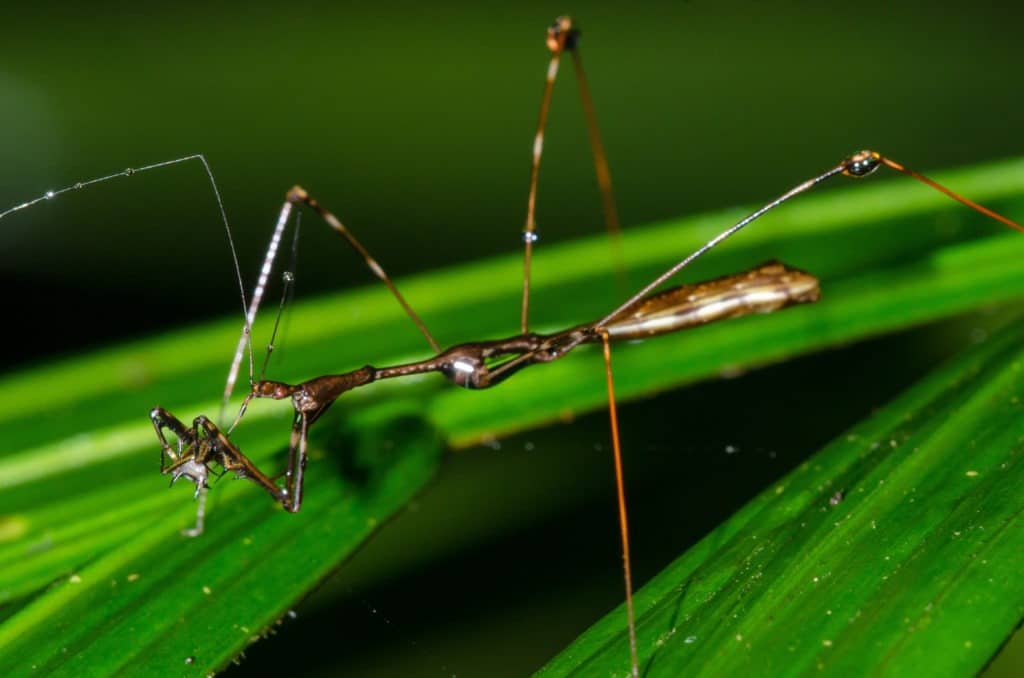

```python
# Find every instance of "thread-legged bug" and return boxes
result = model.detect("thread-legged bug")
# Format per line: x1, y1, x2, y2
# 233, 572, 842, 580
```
4, 15, 1019, 678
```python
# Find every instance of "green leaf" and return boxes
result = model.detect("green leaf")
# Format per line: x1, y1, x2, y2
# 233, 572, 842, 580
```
0, 157, 1022, 674
0, 403, 442, 674
538, 310, 1024, 677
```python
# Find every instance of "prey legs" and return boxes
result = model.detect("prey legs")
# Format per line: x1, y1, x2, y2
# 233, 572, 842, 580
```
150, 406, 306, 534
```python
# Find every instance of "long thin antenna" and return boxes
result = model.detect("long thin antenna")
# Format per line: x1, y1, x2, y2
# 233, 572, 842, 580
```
1, 155, 255, 421
600, 330, 639, 677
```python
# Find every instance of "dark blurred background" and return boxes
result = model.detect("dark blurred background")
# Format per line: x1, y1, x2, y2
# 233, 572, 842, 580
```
3, 1, 1023, 675
2, 1, 1021, 370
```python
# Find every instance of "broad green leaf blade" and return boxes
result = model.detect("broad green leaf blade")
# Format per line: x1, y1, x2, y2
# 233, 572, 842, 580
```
0, 403, 441, 675
539, 317, 1024, 677
0, 157, 1022, 674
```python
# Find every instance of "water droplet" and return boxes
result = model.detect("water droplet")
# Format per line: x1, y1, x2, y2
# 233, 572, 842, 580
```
45, 191, 55, 199
74, 182, 83, 190
124, 167, 136, 176
522, 231, 539, 243
282, 271, 295, 283
185, 656, 195, 665
684, 635, 697, 644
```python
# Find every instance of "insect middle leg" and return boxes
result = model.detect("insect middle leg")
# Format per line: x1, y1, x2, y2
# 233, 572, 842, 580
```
520, 16, 624, 333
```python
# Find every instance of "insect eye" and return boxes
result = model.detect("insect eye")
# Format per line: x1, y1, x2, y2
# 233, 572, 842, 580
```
842, 150, 882, 178
546, 16, 579, 51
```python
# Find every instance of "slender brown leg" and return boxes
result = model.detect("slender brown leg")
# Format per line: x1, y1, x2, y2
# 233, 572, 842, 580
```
150, 406, 192, 469
521, 17, 627, 333
193, 416, 290, 508
151, 408, 218, 536
877, 156, 1024, 233
600, 331, 639, 677
521, 17, 571, 334
570, 48, 626, 286
287, 186, 440, 353
158, 410, 313, 520
224, 184, 442, 418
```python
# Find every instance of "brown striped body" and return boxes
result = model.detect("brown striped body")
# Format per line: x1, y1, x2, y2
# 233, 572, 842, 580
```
602, 260, 820, 340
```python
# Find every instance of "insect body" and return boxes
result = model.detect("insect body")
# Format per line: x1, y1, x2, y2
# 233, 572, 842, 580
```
151, 260, 821, 512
